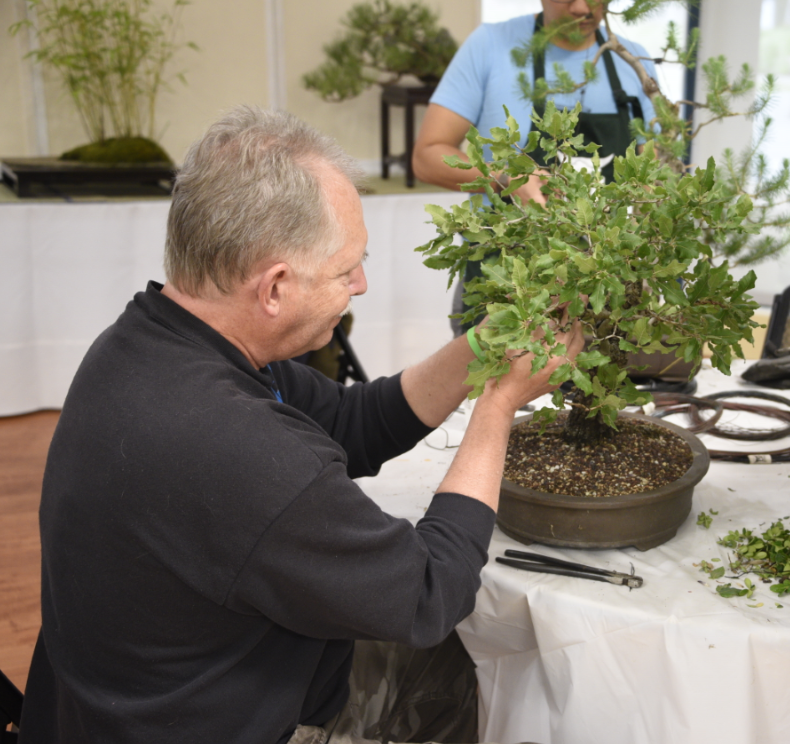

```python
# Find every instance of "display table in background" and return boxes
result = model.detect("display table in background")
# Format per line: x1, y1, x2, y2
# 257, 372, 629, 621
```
358, 360, 790, 744
1, 158, 174, 199
0, 190, 464, 416
2, 189, 788, 417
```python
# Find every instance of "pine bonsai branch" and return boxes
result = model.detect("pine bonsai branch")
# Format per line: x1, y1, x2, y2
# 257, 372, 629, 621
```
302, 1, 457, 102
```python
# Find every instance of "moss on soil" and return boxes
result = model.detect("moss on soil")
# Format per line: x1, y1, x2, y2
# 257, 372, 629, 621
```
60, 137, 172, 165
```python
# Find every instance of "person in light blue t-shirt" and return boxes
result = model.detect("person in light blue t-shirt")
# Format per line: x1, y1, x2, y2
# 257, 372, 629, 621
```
412, 0, 658, 332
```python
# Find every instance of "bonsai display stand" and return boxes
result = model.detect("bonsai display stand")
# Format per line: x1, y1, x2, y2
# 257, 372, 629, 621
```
1, 157, 175, 198
380, 84, 435, 188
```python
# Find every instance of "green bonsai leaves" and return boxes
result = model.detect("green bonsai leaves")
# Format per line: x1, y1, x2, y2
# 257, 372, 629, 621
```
417, 104, 760, 434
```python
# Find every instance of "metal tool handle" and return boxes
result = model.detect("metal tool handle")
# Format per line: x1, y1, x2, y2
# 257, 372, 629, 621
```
496, 557, 644, 588
496, 557, 615, 584
504, 549, 616, 577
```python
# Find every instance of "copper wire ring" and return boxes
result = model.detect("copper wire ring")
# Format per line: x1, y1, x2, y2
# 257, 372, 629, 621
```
688, 391, 790, 441
649, 393, 724, 433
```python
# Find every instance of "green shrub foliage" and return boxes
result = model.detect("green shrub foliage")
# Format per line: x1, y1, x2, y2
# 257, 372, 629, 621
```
418, 104, 761, 442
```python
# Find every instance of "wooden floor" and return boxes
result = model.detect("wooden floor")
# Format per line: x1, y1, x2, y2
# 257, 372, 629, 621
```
0, 410, 59, 691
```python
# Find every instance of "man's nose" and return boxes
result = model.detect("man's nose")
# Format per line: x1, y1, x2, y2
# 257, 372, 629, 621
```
350, 264, 367, 296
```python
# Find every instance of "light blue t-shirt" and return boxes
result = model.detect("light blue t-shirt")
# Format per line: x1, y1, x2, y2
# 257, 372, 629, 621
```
431, 14, 657, 158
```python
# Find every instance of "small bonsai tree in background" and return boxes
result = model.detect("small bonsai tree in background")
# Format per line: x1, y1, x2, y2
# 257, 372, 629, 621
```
303, 0, 457, 102
417, 0, 789, 449
10, 0, 198, 164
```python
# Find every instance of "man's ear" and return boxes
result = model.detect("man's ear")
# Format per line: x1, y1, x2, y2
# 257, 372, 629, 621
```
256, 262, 292, 318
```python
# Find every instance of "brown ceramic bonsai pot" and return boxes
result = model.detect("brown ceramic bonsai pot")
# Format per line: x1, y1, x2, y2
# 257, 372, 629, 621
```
498, 411, 710, 551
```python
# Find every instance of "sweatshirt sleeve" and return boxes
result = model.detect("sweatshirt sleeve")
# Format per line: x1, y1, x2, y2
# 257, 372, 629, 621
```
224, 461, 496, 648
273, 362, 433, 479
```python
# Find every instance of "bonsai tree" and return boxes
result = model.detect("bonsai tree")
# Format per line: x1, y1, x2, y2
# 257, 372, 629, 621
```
303, 0, 457, 102
417, 2, 789, 449
418, 103, 762, 447
10, 0, 198, 164
511, 0, 790, 265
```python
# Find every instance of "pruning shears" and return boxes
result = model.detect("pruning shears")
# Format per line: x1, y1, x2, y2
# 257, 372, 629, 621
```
496, 549, 644, 589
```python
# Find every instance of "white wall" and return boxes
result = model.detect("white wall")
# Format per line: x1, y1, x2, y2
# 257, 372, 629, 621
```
0, 0, 478, 166
691, 0, 763, 170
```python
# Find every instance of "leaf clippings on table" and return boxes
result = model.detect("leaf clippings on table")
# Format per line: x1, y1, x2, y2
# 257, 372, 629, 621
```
717, 583, 748, 598
697, 512, 713, 529
702, 519, 790, 603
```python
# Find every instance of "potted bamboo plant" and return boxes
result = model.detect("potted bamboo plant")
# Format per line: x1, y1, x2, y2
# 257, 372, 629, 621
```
6, 0, 197, 196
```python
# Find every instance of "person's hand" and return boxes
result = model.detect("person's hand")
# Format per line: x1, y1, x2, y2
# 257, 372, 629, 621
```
510, 170, 549, 206
481, 317, 585, 414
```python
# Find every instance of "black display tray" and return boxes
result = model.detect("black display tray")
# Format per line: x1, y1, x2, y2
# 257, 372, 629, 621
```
763, 285, 790, 358
1, 157, 175, 198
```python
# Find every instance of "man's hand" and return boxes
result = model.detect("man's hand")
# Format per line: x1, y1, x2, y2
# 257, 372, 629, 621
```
480, 318, 584, 415
435, 316, 584, 512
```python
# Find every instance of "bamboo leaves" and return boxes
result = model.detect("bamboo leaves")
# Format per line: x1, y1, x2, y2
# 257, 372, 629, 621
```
10, 0, 196, 144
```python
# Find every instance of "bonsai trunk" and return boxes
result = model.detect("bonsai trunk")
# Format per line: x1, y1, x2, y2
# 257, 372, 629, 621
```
562, 284, 640, 448
563, 390, 614, 447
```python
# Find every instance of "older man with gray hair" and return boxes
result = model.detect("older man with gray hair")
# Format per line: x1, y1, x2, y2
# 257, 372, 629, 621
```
20, 105, 582, 744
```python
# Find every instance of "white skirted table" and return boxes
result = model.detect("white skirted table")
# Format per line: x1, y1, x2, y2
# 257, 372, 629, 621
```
0, 191, 464, 416
357, 360, 790, 744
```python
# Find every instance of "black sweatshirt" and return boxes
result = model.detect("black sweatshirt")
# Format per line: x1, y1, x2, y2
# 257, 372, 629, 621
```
20, 282, 496, 744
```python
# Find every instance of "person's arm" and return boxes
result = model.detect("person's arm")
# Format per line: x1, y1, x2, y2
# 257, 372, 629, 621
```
412, 103, 547, 205
402, 319, 584, 512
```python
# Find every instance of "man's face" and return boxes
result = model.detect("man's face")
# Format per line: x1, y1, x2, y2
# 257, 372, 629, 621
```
540, 0, 606, 48
286, 172, 368, 357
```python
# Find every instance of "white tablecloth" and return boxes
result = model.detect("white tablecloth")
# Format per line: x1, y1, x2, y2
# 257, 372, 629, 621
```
358, 361, 790, 744
0, 192, 464, 416
2, 193, 787, 418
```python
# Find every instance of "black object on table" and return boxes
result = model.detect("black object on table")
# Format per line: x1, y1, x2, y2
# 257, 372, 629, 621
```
741, 284, 790, 389
1, 157, 174, 199
380, 84, 435, 188
496, 549, 644, 589
762, 284, 790, 359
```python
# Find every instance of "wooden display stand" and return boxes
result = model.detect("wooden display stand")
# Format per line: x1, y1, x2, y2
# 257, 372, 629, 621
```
380, 84, 435, 188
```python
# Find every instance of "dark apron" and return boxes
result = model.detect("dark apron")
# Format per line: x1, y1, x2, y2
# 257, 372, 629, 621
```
460, 13, 643, 329
531, 11, 643, 183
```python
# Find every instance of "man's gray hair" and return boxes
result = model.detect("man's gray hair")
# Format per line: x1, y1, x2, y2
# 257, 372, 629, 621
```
165, 105, 365, 296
